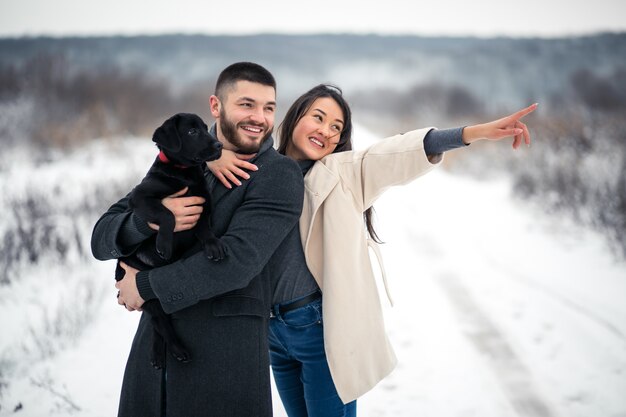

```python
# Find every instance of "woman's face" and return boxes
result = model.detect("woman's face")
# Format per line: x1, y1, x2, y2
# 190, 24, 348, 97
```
286, 97, 345, 161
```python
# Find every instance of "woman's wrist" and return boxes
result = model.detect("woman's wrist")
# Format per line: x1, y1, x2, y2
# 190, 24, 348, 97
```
461, 124, 484, 144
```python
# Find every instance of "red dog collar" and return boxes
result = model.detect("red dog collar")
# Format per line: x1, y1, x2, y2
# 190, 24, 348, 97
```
158, 150, 190, 168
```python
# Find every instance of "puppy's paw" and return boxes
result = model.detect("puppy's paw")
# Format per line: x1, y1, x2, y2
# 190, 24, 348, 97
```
155, 233, 175, 260
155, 245, 173, 261
203, 240, 227, 261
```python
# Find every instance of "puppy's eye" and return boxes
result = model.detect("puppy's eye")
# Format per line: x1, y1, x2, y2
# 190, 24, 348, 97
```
188, 128, 198, 135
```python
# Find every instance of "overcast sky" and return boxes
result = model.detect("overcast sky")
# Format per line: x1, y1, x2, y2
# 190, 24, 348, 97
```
1, 0, 625, 38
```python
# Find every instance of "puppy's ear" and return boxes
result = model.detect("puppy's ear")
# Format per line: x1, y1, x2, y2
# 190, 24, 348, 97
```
153, 114, 182, 152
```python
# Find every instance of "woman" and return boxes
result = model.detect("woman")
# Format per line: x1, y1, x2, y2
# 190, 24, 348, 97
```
208, 84, 537, 416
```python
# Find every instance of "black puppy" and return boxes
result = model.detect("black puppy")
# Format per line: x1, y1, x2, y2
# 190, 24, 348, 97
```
115, 112, 225, 368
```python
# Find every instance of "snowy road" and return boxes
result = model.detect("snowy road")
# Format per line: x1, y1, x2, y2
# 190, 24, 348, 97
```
1, 135, 625, 417
352, 170, 626, 417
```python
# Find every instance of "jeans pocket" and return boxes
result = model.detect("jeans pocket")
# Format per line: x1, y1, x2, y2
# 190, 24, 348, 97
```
280, 301, 322, 328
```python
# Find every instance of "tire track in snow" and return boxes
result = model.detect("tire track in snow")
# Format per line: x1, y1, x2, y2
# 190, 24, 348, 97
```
480, 252, 626, 342
437, 272, 557, 417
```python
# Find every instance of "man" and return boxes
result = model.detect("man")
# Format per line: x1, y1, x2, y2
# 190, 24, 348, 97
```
91, 62, 304, 417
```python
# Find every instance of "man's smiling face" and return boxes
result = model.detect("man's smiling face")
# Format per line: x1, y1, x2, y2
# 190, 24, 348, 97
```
211, 80, 276, 153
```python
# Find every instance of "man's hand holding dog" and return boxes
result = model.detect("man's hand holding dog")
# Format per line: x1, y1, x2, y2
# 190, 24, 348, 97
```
116, 261, 145, 311
148, 187, 205, 232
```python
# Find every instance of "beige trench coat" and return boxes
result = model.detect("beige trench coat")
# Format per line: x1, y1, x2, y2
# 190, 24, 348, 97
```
299, 127, 442, 403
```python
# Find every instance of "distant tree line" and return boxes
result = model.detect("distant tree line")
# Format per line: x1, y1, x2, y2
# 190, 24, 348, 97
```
0, 52, 624, 258
0, 53, 211, 149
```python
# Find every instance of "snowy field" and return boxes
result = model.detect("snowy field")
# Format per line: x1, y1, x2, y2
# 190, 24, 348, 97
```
1, 125, 625, 416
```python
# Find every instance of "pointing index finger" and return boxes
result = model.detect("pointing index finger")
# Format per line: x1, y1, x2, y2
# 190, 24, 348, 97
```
510, 103, 538, 121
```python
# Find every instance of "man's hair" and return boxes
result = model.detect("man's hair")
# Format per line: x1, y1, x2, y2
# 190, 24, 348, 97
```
214, 62, 276, 100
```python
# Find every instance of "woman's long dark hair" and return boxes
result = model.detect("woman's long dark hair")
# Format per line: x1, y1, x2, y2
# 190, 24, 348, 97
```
277, 84, 382, 243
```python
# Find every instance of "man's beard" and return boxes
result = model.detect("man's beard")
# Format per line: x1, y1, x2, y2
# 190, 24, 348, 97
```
219, 108, 273, 154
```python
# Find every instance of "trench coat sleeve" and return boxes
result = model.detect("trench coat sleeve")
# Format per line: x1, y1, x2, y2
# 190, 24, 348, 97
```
146, 157, 304, 314
90, 194, 156, 261
348, 127, 441, 210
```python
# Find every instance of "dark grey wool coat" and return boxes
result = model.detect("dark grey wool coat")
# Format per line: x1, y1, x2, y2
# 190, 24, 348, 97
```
91, 134, 303, 417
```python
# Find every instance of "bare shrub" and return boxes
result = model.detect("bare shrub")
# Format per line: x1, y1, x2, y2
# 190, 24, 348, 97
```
30, 372, 81, 413
0, 194, 79, 285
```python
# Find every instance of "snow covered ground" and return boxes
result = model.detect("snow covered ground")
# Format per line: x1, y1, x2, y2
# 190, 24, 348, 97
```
1, 125, 625, 416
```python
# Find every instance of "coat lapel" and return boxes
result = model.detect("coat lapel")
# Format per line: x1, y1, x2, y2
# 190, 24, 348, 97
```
304, 160, 340, 204
300, 160, 340, 287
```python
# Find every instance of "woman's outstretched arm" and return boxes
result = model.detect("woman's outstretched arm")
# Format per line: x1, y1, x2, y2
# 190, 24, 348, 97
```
462, 103, 537, 148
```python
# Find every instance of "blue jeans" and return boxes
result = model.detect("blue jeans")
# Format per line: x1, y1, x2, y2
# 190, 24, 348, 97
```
269, 296, 357, 417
